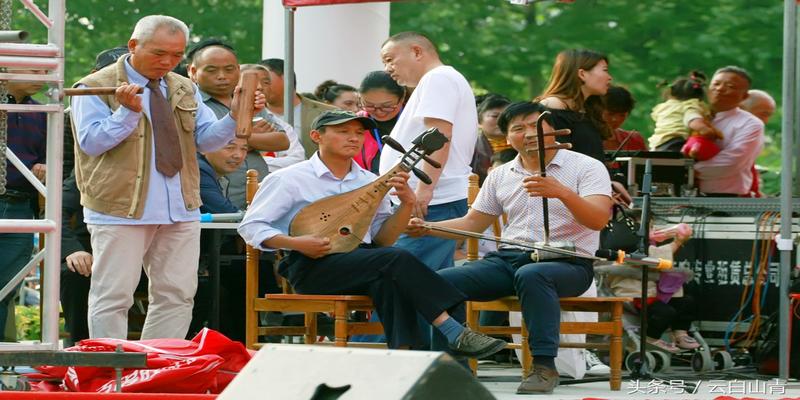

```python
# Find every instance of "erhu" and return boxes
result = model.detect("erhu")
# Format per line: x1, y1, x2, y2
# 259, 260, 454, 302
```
422, 111, 673, 268
422, 112, 601, 262
289, 128, 448, 255
524, 110, 577, 261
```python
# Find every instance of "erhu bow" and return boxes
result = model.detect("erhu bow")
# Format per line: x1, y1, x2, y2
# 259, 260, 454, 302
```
289, 128, 448, 255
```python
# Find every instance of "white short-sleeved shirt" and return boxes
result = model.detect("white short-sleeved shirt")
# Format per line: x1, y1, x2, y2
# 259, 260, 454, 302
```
378, 65, 477, 205
473, 150, 612, 256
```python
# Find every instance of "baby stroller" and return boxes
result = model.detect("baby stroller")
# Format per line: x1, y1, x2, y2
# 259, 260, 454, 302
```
594, 258, 731, 373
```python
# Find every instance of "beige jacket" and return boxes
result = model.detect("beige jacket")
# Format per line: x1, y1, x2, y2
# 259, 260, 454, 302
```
72, 56, 201, 219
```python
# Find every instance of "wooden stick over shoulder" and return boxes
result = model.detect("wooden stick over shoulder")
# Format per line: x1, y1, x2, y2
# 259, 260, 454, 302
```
62, 87, 144, 96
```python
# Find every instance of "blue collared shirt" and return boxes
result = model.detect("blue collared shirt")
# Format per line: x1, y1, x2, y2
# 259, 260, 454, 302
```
238, 153, 392, 251
71, 58, 236, 225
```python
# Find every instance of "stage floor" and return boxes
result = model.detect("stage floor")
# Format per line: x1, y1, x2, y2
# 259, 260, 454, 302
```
478, 363, 800, 400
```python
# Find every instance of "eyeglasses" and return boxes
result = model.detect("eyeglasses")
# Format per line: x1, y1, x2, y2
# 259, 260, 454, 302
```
360, 101, 400, 113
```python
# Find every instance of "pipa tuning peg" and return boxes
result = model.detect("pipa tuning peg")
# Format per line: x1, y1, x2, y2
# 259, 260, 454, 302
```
412, 167, 432, 185
382, 135, 406, 153
422, 155, 441, 169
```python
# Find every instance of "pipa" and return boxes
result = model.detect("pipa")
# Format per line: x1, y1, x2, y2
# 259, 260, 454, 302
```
289, 128, 448, 254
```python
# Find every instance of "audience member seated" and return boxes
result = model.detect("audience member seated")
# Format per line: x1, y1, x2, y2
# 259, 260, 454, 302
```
198, 138, 249, 215
315, 80, 359, 113
354, 71, 406, 174
693, 66, 764, 196
602, 86, 645, 152
260, 58, 337, 159
188, 39, 288, 209
471, 94, 511, 185
196, 137, 279, 342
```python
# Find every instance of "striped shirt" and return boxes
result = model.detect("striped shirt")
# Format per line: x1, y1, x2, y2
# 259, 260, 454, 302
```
5, 96, 47, 192
472, 149, 612, 256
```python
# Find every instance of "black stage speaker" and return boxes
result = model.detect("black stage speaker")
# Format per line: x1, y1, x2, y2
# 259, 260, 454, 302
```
219, 345, 495, 400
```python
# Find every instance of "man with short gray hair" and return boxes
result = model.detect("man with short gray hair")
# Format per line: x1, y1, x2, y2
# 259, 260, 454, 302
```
71, 15, 265, 339
693, 66, 764, 196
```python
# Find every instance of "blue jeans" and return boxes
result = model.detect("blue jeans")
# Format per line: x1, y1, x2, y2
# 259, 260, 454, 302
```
0, 197, 35, 339
394, 199, 468, 272
432, 250, 593, 358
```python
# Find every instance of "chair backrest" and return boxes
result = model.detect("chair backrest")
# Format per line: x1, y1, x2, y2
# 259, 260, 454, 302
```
466, 174, 480, 262
244, 169, 260, 348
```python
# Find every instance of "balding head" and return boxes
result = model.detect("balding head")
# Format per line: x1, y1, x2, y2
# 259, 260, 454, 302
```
740, 89, 776, 124
189, 45, 240, 100
382, 32, 438, 55
380, 31, 442, 87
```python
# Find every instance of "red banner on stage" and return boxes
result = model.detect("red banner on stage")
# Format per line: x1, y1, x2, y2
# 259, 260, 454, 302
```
283, 0, 394, 6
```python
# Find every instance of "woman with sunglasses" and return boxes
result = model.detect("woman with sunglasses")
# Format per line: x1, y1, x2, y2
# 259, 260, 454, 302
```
354, 71, 406, 173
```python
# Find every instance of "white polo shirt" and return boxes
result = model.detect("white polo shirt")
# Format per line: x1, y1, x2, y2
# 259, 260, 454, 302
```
378, 65, 477, 205
473, 150, 612, 256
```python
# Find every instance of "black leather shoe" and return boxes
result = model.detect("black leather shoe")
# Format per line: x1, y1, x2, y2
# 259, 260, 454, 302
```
516, 364, 559, 395
448, 328, 507, 359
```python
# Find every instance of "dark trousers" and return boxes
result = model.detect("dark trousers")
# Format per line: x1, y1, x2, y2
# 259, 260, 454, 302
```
645, 295, 695, 339
0, 197, 35, 340
280, 246, 466, 349
217, 259, 279, 343
432, 250, 593, 358
60, 264, 90, 344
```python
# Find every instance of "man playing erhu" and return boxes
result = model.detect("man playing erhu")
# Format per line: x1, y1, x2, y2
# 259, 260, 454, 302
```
408, 102, 612, 394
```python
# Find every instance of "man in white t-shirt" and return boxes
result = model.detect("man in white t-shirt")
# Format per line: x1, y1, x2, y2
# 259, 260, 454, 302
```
379, 31, 478, 272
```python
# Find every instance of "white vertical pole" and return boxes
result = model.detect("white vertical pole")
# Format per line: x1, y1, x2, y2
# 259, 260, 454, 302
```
284, 7, 295, 127
41, 0, 64, 347
778, 0, 796, 380
263, 3, 390, 93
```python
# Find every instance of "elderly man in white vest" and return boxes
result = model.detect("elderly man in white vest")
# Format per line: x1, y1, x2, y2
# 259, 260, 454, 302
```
71, 15, 264, 339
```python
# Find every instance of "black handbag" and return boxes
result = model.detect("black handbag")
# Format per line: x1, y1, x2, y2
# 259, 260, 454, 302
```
600, 204, 640, 253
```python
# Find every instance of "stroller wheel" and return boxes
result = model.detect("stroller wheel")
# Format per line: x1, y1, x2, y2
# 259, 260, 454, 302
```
651, 350, 672, 372
625, 351, 657, 373
691, 350, 713, 372
713, 351, 734, 370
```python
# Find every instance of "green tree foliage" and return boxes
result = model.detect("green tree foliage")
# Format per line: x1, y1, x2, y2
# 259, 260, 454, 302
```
391, 0, 784, 193
12, 0, 263, 87
7, 0, 788, 193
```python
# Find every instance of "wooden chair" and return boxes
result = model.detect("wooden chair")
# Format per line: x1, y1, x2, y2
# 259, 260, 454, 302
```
462, 174, 630, 391
244, 170, 384, 349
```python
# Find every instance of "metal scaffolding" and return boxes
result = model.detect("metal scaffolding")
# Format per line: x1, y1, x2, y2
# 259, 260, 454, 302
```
0, 0, 64, 351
